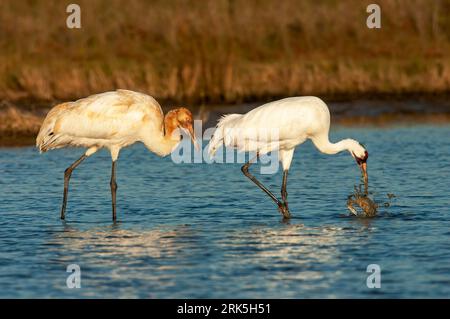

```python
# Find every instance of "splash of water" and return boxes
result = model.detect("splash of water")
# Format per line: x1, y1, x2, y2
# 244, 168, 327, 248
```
347, 183, 378, 217
347, 172, 396, 217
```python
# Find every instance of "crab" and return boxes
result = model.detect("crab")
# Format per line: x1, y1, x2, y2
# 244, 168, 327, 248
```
347, 185, 378, 217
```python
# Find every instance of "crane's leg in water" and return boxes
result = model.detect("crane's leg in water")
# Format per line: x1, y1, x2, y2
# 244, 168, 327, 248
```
61, 147, 98, 220
61, 154, 87, 220
110, 160, 118, 222
281, 170, 289, 213
241, 155, 291, 219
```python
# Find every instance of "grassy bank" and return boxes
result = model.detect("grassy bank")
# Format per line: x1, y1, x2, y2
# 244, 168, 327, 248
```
0, 0, 450, 105
0, 102, 42, 146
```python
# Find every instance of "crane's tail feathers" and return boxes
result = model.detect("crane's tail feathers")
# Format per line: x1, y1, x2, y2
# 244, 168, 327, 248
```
208, 113, 241, 157
208, 131, 223, 157
36, 127, 50, 153
36, 118, 63, 153
36, 131, 63, 153
36, 103, 69, 153
35, 101, 75, 153
207, 136, 221, 157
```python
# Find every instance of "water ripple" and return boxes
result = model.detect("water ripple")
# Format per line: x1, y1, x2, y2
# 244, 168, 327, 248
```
0, 125, 449, 297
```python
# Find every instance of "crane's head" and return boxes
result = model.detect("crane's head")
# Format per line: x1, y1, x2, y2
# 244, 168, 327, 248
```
349, 140, 369, 183
168, 107, 199, 150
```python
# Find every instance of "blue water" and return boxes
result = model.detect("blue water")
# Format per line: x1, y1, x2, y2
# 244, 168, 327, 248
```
0, 125, 449, 298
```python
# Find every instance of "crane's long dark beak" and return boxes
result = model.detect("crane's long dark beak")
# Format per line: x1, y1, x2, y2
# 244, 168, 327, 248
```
360, 162, 368, 184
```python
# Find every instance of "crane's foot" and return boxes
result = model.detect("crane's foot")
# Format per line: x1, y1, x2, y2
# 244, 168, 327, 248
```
278, 202, 291, 219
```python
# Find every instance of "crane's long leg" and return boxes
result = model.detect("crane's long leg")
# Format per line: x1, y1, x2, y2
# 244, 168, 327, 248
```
61, 154, 88, 220
110, 160, 118, 222
281, 170, 289, 211
241, 155, 291, 219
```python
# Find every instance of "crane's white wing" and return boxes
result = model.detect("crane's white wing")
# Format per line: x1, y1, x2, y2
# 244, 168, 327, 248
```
36, 90, 164, 152
208, 96, 331, 156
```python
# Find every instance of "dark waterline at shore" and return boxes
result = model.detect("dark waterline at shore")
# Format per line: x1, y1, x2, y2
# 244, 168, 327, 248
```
2, 97, 450, 147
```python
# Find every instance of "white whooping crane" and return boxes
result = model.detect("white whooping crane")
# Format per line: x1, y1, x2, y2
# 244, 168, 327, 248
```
208, 96, 369, 218
36, 89, 198, 222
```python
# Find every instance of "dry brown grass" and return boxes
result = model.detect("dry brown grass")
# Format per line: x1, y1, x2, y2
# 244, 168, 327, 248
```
335, 113, 450, 127
0, 0, 449, 105
0, 102, 43, 135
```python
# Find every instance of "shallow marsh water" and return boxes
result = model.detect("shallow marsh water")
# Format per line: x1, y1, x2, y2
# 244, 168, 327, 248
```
0, 125, 449, 298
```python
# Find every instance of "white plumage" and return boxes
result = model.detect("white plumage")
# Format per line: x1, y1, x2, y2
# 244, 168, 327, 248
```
37, 89, 197, 221
37, 89, 179, 158
208, 96, 369, 218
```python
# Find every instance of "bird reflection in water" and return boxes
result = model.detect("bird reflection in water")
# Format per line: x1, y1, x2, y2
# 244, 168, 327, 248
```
216, 223, 356, 284
48, 223, 198, 261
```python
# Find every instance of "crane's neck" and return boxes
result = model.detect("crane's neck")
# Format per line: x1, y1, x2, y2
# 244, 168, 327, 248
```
143, 113, 181, 157
311, 134, 355, 155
